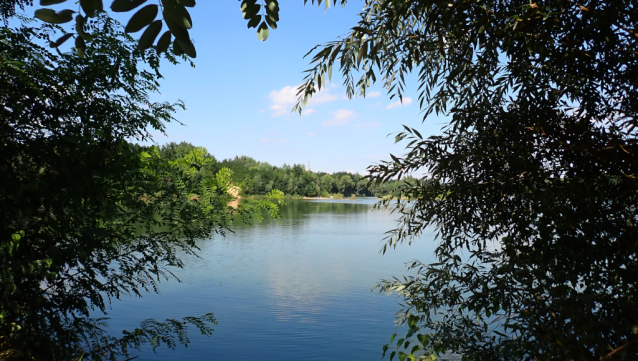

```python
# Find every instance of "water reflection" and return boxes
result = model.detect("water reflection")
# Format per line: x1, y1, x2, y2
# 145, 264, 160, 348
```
106, 198, 437, 361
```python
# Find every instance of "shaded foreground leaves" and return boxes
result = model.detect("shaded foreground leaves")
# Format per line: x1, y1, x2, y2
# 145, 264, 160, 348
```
0, 19, 281, 359
299, 0, 638, 360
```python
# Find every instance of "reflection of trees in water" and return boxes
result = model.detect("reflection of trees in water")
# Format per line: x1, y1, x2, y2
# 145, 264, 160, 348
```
280, 200, 373, 218
231, 200, 374, 227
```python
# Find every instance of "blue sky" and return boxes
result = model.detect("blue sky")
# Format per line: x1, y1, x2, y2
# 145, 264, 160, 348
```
26, 1, 449, 174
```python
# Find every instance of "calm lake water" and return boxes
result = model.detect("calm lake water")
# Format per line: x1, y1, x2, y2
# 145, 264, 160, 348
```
106, 198, 437, 360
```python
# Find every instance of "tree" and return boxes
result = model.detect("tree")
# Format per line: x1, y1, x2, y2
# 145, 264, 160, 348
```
0, 18, 281, 359
0, 0, 31, 23
299, 0, 638, 360
321, 174, 334, 193
337, 174, 353, 195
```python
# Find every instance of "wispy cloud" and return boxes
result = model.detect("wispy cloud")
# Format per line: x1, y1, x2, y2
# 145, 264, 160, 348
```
310, 90, 338, 105
323, 109, 359, 126
386, 97, 413, 109
367, 91, 381, 97
268, 85, 298, 117
268, 85, 337, 117
301, 108, 317, 117
307, 132, 318, 136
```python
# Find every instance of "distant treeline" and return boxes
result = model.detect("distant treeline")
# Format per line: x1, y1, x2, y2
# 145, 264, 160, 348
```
155, 142, 411, 198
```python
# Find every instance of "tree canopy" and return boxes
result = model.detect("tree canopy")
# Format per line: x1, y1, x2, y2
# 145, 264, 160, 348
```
0, 15, 281, 360
156, 142, 413, 198
299, 0, 638, 360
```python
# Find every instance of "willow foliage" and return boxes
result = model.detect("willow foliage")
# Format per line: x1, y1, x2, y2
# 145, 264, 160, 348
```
300, 1, 638, 360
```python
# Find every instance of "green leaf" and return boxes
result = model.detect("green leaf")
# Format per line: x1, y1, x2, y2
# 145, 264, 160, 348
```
356, 40, 367, 68
265, 7, 279, 22
111, 0, 147, 13
155, 30, 171, 53
177, 38, 196, 58
124, 4, 158, 33
75, 35, 86, 49
265, 13, 277, 29
397, 337, 405, 348
79, 0, 102, 17
75, 15, 93, 41
172, 38, 183, 55
265, 0, 279, 12
40, 0, 66, 5
256, 21, 269, 41
35, 8, 74, 24
49, 32, 73, 47
242, 4, 260, 20
75, 36, 86, 57
80, 0, 95, 17
247, 15, 261, 29
163, 4, 192, 29
178, 0, 195, 7
138, 20, 162, 50
163, 11, 190, 44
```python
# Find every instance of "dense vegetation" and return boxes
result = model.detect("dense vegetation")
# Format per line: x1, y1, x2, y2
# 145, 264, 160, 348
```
5, 0, 638, 360
0, 14, 280, 361
157, 141, 411, 198
299, 0, 638, 360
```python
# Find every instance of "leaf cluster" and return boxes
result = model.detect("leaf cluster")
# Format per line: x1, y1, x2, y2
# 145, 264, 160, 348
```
0, 20, 277, 359
29, 0, 285, 58
298, 0, 638, 360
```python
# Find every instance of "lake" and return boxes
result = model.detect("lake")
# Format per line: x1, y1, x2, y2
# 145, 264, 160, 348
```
106, 198, 437, 360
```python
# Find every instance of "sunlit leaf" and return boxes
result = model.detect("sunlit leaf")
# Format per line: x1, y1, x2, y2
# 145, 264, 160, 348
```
256, 21, 269, 41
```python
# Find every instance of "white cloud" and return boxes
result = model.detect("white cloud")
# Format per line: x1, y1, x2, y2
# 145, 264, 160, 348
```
310, 90, 337, 105
259, 109, 265, 113
268, 84, 337, 117
323, 109, 358, 126
386, 97, 413, 109
268, 85, 298, 117
301, 108, 317, 117
367, 91, 381, 97
307, 132, 318, 136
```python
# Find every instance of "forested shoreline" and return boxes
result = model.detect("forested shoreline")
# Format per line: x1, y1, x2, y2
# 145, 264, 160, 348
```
156, 141, 411, 198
